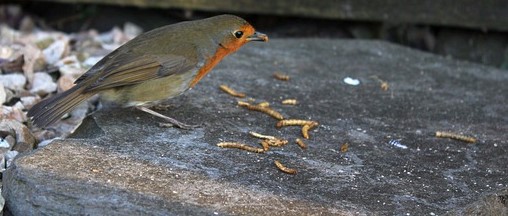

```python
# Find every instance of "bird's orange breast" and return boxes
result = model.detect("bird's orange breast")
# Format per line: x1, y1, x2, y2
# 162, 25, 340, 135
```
189, 45, 231, 88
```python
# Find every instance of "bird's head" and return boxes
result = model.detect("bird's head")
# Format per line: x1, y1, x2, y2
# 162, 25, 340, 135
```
207, 15, 268, 52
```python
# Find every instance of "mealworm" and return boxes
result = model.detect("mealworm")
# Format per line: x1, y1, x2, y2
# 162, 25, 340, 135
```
237, 101, 250, 106
340, 143, 349, 152
281, 99, 298, 105
217, 142, 265, 153
295, 138, 307, 149
274, 160, 297, 174
300, 124, 310, 139
264, 138, 289, 147
370, 75, 390, 91
276, 119, 319, 128
435, 131, 477, 143
219, 85, 246, 98
257, 101, 270, 107
273, 72, 290, 81
380, 81, 389, 91
302, 122, 319, 139
260, 140, 270, 152
238, 102, 284, 120
249, 131, 276, 140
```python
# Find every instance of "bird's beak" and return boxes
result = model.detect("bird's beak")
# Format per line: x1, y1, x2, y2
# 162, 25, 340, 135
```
247, 31, 269, 42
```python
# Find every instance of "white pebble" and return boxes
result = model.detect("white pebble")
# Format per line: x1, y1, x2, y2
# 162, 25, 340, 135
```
124, 22, 143, 39
83, 56, 104, 68
344, 77, 360, 85
0, 138, 10, 148
55, 55, 81, 68
0, 46, 14, 59
56, 55, 85, 78
20, 96, 40, 108
0, 73, 26, 91
59, 66, 85, 79
43, 39, 68, 65
30, 72, 57, 96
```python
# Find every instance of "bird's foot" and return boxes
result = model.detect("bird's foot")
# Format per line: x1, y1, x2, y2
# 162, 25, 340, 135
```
152, 104, 173, 111
157, 121, 201, 130
136, 106, 200, 130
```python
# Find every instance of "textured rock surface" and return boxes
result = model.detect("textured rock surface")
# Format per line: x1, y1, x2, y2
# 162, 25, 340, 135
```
3, 39, 508, 215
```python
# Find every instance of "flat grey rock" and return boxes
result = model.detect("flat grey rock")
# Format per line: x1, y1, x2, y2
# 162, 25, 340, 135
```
3, 39, 508, 215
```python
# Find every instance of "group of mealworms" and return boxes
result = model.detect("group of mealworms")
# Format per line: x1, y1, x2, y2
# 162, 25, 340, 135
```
218, 72, 318, 174
218, 73, 478, 173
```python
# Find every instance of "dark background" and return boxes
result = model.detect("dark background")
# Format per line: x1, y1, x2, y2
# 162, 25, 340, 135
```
2, 0, 508, 69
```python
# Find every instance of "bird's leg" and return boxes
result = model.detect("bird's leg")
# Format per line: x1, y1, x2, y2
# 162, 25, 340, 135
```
152, 104, 173, 111
136, 106, 200, 130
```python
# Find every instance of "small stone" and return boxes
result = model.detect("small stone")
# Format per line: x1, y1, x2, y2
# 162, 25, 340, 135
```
13, 101, 24, 110
343, 77, 360, 85
30, 72, 57, 96
0, 55, 24, 73
0, 46, 14, 59
22, 44, 45, 81
35, 37, 55, 50
1, 105, 26, 122
56, 55, 81, 69
43, 39, 69, 65
99, 27, 124, 50
56, 55, 83, 77
0, 83, 6, 104
112, 27, 127, 45
0, 153, 5, 171
13, 141, 35, 153
0, 137, 11, 148
0, 73, 26, 91
124, 22, 143, 39
19, 96, 40, 109
0, 135, 15, 151
19, 16, 36, 33
32, 129, 59, 142
0, 119, 36, 152
0, 25, 21, 43
83, 56, 103, 68
98, 27, 117, 44
2, 88, 14, 104
59, 65, 85, 79
4, 150, 19, 168
57, 75, 76, 92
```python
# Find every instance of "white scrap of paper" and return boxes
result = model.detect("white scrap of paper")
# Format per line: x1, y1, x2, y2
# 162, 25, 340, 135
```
388, 139, 408, 149
343, 77, 360, 85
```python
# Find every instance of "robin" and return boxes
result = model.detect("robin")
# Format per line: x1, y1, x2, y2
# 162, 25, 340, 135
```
28, 14, 268, 129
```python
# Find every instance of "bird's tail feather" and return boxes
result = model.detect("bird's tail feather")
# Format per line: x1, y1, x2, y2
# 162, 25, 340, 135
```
28, 85, 93, 128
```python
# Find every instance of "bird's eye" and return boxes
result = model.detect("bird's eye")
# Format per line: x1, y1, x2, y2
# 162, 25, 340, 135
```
234, 31, 244, 38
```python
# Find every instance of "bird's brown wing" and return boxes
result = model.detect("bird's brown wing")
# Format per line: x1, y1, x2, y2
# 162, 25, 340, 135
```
82, 54, 196, 92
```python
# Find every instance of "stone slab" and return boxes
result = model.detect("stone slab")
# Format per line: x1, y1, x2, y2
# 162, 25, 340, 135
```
3, 39, 508, 215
